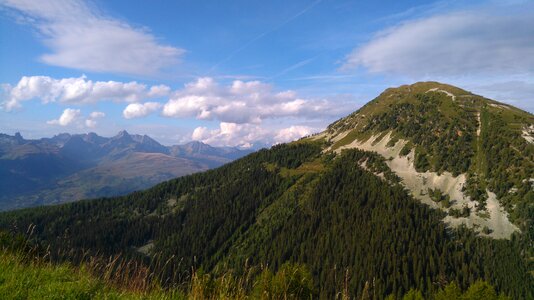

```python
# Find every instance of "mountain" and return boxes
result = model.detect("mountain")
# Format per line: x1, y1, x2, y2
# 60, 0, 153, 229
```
0, 131, 252, 210
0, 82, 532, 298
321, 81, 533, 239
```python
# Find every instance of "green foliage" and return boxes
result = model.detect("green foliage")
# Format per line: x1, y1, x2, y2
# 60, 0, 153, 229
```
463, 280, 497, 300
449, 205, 471, 218
434, 282, 462, 300
478, 108, 534, 236
428, 188, 454, 209
0, 235, 514, 300
400, 143, 412, 156
402, 288, 424, 300
362, 92, 477, 175
0, 251, 176, 299
252, 263, 315, 299
434, 281, 511, 300
428, 188, 450, 203
462, 175, 488, 211
223, 150, 532, 298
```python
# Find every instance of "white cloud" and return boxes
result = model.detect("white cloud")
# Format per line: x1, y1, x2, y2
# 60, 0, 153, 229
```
166, 77, 348, 146
85, 110, 105, 128
274, 125, 314, 144
123, 102, 161, 119
191, 126, 210, 141
89, 111, 105, 119
148, 85, 172, 97
342, 6, 534, 77
162, 77, 351, 124
191, 122, 317, 148
47, 108, 80, 126
85, 119, 97, 128
1, 75, 170, 111
0, 0, 184, 75
190, 122, 268, 148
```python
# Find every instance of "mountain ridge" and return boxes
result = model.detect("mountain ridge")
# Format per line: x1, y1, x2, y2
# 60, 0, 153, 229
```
0, 131, 253, 210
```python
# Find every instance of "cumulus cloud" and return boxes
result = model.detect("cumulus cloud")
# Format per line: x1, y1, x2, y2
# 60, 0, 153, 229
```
123, 102, 161, 119
191, 123, 267, 148
0, 0, 184, 75
274, 126, 314, 144
162, 77, 351, 124
191, 122, 317, 148
1, 75, 170, 111
342, 6, 534, 77
85, 111, 105, 128
164, 77, 347, 146
148, 85, 172, 98
47, 108, 81, 126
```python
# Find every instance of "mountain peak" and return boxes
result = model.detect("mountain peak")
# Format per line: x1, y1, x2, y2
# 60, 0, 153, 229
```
186, 140, 209, 147
315, 82, 534, 239
374, 81, 473, 106
116, 130, 130, 137
183, 140, 214, 154
111, 130, 134, 143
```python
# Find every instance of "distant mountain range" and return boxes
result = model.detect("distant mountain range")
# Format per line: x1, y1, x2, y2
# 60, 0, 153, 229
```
0, 130, 253, 210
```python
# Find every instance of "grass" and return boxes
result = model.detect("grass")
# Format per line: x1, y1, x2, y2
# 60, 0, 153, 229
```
0, 250, 176, 299
330, 129, 370, 151
0, 248, 320, 300
0, 230, 320, 300
0, 230, 513, 299
279, 160, 325, 177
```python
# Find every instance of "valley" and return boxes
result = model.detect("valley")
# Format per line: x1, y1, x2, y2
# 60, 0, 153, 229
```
0, 131, 252, 210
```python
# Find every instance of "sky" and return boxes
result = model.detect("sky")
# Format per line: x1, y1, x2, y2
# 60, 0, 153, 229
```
0, 0, 533, 147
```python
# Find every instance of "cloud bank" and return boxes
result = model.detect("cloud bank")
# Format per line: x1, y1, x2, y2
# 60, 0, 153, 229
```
191, 122, 316, 148
1, 75, 170, 111
161, 77, 350, 124
343, 7, 534, 77
160, 77, 350, 147
2, 75, 354, 146
0, 0, 184, 75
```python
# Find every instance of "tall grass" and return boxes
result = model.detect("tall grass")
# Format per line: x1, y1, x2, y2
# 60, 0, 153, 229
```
0, 228, 317, 299
0, 228, 511, 299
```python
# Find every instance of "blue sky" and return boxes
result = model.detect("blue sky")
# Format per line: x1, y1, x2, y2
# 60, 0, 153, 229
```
1, 0, 533, 147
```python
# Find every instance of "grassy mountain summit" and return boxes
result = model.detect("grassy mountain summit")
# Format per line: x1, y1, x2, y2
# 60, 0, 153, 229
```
316, 82, 533, 239
0, 82, 532, 298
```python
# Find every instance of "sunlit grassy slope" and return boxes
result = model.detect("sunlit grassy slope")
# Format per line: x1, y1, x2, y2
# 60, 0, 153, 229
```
0, 251, 172, 299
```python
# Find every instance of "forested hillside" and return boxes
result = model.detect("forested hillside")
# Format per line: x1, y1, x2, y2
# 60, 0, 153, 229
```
1, 142, 532, 298
1, 82, 532, 299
